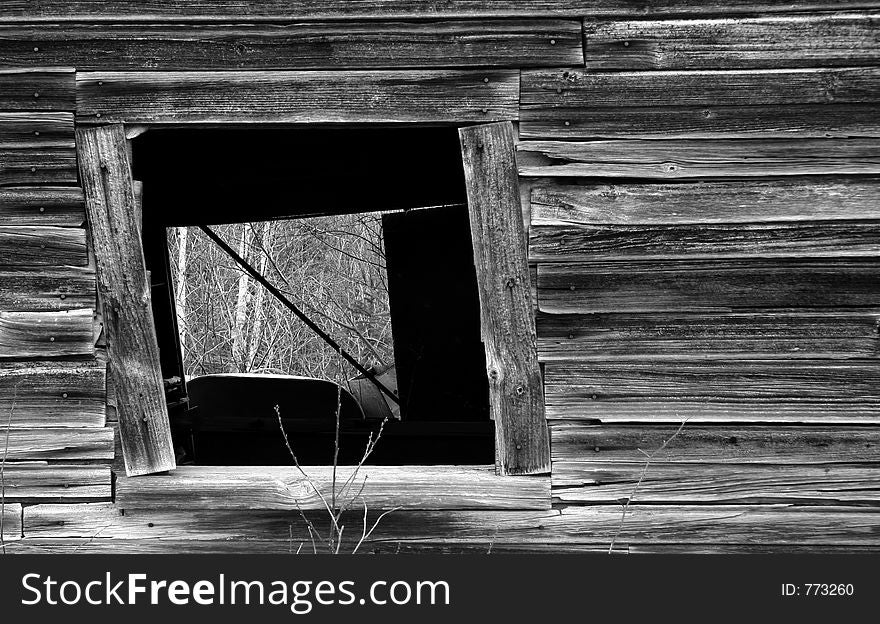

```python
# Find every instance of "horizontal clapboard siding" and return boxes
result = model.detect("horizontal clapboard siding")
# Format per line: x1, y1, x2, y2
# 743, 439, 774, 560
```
529, 179, 880, 225
520, 67, 880, 138
0, 20, 583, 70
2, 428, 114, 460
0, 309, 95, 359
0, 113, 77, 186
75, 70, 520, 123
536, 260, 880, 313
0, 505, 22, 542
0, 187, 84, 226
543, 362, 880, 422
0, 1, 876, 20
0, 362, 105, 427
116, 465, 551, 511
584, 13, 880, 70
0, 67, 75, 110
553, 462, 880, 504
550, 422, 880, 464
0, 267, 95, 311
0, 463, 111, 502
536, 312, 880, 361
516, 139, 880, 178
16, 504, 880, 551
0, 226, 87, 266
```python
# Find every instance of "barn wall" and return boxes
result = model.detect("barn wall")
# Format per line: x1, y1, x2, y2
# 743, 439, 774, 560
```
1, 2, 879, 553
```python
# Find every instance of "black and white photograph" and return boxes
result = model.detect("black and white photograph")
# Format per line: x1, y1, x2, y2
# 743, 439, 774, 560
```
0, 1, 877, 619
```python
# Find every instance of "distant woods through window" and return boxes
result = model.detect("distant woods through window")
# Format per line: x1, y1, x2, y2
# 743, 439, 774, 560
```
166, 213, 392, 385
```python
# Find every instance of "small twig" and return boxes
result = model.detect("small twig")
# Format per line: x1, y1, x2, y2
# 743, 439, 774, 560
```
608, 419, 689, 554
352, 506, 401, 555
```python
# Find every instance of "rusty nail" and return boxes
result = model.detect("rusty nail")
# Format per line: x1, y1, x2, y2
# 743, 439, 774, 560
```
550, 39, 557, 45
30, 166, 36, 173
564, 120, 571, 126
62, 392, 68, 398
39, 206, 45, 212
594, 446, 600, 452
34, 131, 40, 136
623, 41, 630, 47
481, 108, 488, 114
591, 394, 597, 400
49, 336, 55, 342
60, 293, 66, 300
33, 92, 39, 98
33, 46, 39, 52
516, 444, 522, 450
483, 77, 489, 83
95, 113, 102, 118
569, 285, 576, 291
568, 333, 574, 339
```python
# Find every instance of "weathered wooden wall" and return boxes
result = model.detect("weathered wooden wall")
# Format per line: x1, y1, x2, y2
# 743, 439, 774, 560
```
1, 1, 879, 553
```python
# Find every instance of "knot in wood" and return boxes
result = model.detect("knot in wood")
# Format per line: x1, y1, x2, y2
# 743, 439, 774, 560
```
515, 385, 525, 396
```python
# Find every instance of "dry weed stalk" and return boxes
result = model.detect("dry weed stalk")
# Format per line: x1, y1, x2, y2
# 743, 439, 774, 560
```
275, 376, 398, 554
1, 382, 20, 554
607, 419, 689, 554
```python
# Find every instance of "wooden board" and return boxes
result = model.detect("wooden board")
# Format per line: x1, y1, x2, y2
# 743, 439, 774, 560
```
0, 113, 77, 186
0, 309, 94, 359
0, 1, 873, 21
76, 70, 520, 124
0, 464, 111, 502
0, 67, 75, 110
536, 260, 880, 313
0, 267, 95, 311
584, 13, 880, 70
459, 122, 550, 475
0, 187, 85, 226
0, 226, 87, 267
19, 502, 880, 549
552, 462, 880, 505
536, 312, 880, 362
550, 422, 880, 464
516, 139, 880, 178
0, 20, 583, 70
531, 222, 880, 262
0, 504, 22, 543
544, 361, 880, 423
530, 179, 880, 225
1, 428, 114, 460
77, 124, 175, 476
520, 102, 880, 139
0, 362, 105, 427
115, 465, 551, 511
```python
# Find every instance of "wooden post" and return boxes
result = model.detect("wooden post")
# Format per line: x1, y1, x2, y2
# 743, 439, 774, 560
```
459, 121, 550, 475
77, 124, 176, 477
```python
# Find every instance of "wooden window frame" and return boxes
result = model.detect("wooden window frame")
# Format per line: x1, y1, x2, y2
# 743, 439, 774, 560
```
78, 121, 549, 504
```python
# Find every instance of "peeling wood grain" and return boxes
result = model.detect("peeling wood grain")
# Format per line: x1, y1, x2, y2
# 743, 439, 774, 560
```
530, 179, 880, 225
116, 465, 551, 511
584, 13, 880, 70
1, 427, 114, 460
0, 226, 87, 267
0, 112, 77, 186
0, 309, 95, 359
536, 312, 880, 362
76, 70, 520, 124
459, 122, 550, 475
552, 462, 880, 505
0, 20, 583, 70
77, 124, 175, 477
0, 186, 85, 226
516, 139, 880, 178
0, 267, 95, 311
0, 362, 105, 427
0, 464, 111, 502
536, 260, 880, 313
0, 67, 75, 110
550, 422, 880, 464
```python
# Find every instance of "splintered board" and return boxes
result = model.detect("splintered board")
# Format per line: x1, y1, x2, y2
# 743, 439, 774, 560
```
76, 70, 520, 124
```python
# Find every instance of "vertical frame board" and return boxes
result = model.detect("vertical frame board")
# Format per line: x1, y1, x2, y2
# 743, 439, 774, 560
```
76, 124, 176, 477
459, 121, 550, 475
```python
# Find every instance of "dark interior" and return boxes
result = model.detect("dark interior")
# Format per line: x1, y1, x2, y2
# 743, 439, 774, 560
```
133, 127, 493, 466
